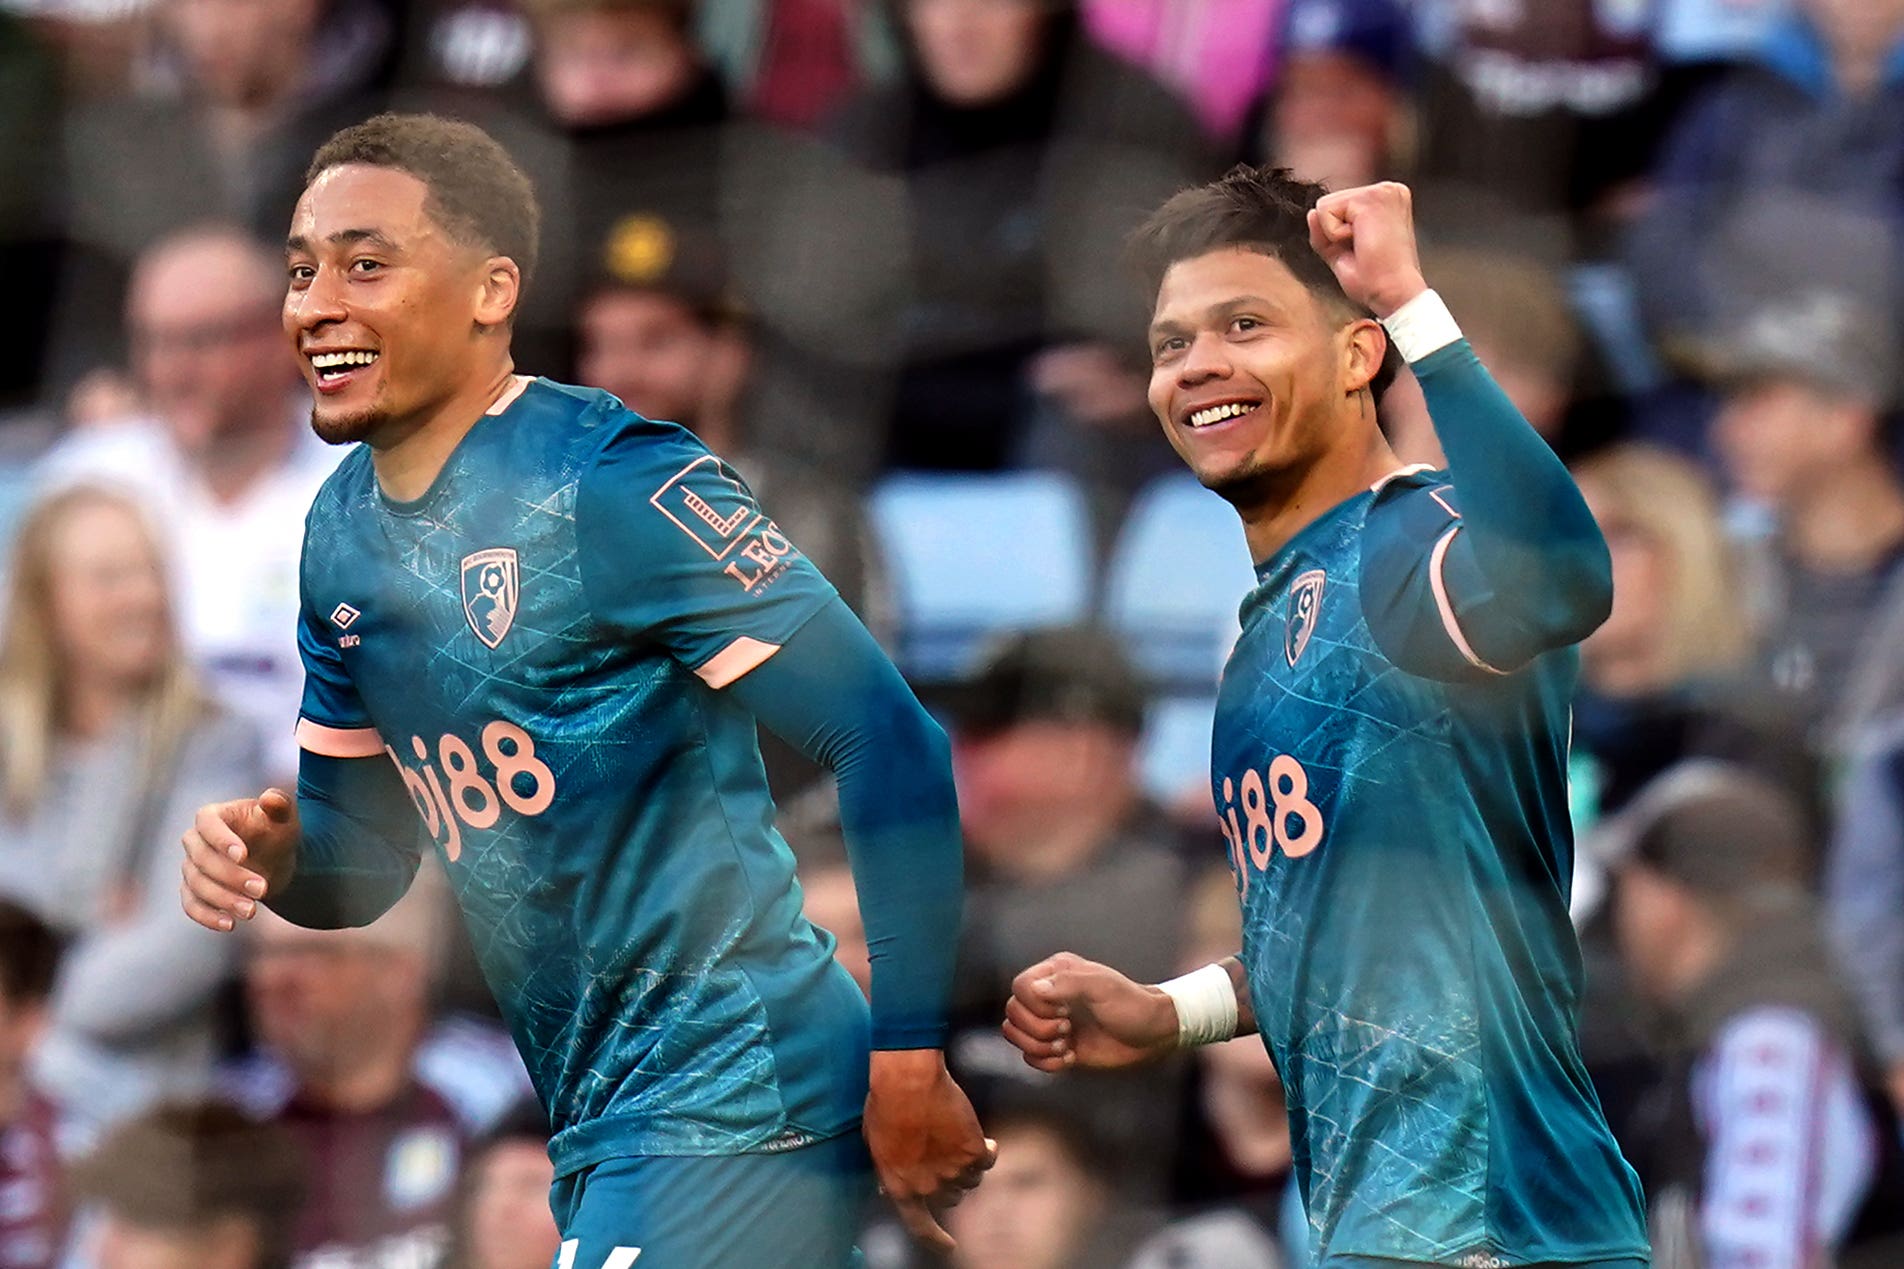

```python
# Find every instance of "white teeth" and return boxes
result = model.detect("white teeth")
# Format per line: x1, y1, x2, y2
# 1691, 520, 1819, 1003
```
1189, 402, 1258, 428
310, 351, 378, 371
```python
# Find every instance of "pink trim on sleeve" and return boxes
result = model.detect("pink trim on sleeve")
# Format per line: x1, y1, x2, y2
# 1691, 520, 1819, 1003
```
295, 718, 387, 758
694, 637, 783, 689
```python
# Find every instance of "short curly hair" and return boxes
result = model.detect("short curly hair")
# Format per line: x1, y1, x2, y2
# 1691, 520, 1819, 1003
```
307, 113, 541, 292
1129, 164, 1401, 401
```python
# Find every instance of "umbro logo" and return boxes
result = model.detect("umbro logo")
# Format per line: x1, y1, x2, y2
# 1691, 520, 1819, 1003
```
329, 603, 361, 630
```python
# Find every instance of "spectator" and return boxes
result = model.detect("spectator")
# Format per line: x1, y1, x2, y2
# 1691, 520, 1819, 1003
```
1246, 0, 1413, 192
941, 1101, 1147, 1269
235, 879, 473, 1269
1568, 444, 1812, 835
1412, 0, 1672, 256
1827, 714, 1904, 1118
441, 1101, 561, 1269
1626, 0, 1904, 352
1699, 290, 1904, 745
1378, 246, 1590, 466
829, 0, 1213, 473
1082, 0, 1286, 145
488, 0, 737, 370
694, 0, 901, 131
68, 1101, 304, 1269
0, 902, 65, 1269
1601, 763, 1893, 1269
944, 627, 1190, 1192
58, 0, 391, 265
0, 485, 257, 1131
38, 225, 341, 782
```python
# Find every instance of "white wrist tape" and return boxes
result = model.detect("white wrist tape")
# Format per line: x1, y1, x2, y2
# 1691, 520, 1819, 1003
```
1158, 963, 1239, 1048
1380, 288, 1463, 364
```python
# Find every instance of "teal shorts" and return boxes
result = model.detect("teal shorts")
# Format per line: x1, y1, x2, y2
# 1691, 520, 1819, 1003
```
548, 1131, 873, 1269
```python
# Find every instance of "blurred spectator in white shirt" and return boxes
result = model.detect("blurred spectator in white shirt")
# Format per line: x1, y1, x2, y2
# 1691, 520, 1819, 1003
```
39, 224, 340, 782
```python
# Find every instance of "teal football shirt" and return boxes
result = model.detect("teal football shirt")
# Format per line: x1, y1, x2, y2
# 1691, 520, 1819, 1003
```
1212, 458, 1650, 1267
293, 378, 869, 1178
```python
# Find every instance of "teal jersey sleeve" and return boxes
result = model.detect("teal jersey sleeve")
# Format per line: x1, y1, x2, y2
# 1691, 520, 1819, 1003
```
573, 423, 837, 680
296, 561, 375, 732
1361, 340, 1613, 681
727, 598, 964, 1050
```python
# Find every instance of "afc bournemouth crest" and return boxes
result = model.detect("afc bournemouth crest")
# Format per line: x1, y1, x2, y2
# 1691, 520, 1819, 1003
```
461, 548, 519, 649
1285, 569, 1326, 667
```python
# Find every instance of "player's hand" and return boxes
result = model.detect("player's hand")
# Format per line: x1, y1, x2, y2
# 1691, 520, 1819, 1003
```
179, 789, 299, 932
1004, 951, 1179, 1071
1307, 182, 1428, 320
864, 1049, 996, 1252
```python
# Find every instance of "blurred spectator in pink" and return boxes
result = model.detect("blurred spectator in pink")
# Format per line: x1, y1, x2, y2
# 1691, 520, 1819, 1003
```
68, 1101, 304, 1269
1243, 0, 1413, 190
441, 1101, 561, 1269
1082, 0, 1284, 145
1626, 0, 1904, 353
1698, 291, 1904, 746
0, 902, 65, 1269
1601, 764, 1904, 1268
829, 0, 1213, 472
38, 225, 338, 784
1412, 0, 1671, 259
58, 0, 391, 264
224, 879, 498, 1269
942, 628, 1189, 1195
695, 0, 901, 130
0, 486, 256, 1132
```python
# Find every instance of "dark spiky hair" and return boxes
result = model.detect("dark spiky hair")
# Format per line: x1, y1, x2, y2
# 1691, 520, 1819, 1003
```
1129, 164, 1401, 401
307, 113, 540, 294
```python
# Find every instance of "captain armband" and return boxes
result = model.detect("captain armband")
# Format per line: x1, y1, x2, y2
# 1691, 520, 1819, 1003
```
1158, 963, 1239, 1048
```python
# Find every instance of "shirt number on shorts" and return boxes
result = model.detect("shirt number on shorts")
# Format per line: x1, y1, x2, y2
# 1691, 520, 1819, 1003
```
386, 720, 556, 861
1217, 754, 1324, 894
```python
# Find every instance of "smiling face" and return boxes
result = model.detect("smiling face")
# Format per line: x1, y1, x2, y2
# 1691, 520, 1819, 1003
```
1147, 247, 1384, 508
284, 164, 515, 448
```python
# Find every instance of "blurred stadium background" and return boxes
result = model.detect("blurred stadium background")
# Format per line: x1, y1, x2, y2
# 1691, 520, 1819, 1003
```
1, 0, 1903, 1265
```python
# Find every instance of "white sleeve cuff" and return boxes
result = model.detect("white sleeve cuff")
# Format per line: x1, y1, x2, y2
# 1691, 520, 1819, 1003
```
1381, 289, 1464, 364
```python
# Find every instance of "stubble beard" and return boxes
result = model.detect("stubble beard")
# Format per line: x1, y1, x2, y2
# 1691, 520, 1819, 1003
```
309, 402, 387, 447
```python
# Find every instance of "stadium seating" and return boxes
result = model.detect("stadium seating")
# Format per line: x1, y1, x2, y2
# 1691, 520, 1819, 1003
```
868, 471, 1097, 681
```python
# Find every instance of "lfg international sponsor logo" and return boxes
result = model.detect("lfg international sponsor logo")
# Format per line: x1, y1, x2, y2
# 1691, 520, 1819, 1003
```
649, 456, 798, 594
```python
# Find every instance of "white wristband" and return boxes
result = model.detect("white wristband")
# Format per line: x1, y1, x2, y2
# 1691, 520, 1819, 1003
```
1380, 288, 1463, 364
1158, 963, 1239, 1048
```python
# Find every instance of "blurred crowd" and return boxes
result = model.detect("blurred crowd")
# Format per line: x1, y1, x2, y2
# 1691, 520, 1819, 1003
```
1, 0, 1903, 1266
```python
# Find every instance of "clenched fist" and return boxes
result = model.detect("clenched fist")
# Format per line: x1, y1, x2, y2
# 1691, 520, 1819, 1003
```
1308, 182, 1429, 320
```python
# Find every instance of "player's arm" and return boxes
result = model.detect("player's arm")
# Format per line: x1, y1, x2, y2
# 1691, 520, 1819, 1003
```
575, 425, 992, 1249
1002, 952, 1256, 1071
181, 572, 425, 933
1312, 184, 1613, 677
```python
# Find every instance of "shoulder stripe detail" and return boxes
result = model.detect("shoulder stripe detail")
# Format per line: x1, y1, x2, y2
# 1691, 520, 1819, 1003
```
695, 636, 783, 688
484, 374, 534, 416
1369, 463, 1435, 495
1429, 526, 1509, 677
296, 719, 386, 758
